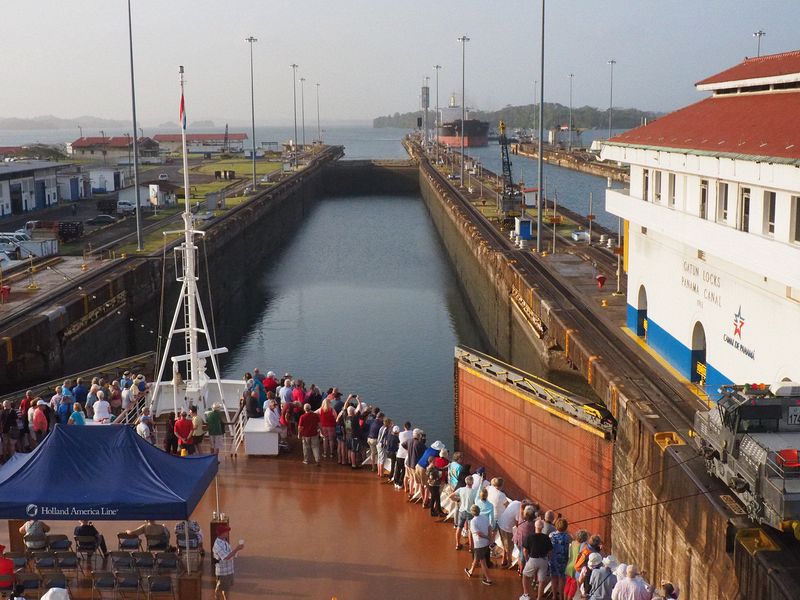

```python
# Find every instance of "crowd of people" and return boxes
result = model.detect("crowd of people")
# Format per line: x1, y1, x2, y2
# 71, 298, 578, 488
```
243, 367, 681, 600
5, 365, 680, 599
0, 370, 154, 460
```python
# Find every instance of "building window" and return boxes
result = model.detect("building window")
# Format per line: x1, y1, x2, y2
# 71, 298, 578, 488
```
717, 182, 729, 223
763, 191, 776, 235
653, 171, 662, 203
668, 173, 676, 207
792, 196, 800, 243
642, 169, 649, 201
737, 187, 751, 232
700, 179, 708, 219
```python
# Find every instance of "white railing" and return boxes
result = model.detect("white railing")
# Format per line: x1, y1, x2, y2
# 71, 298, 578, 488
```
229, 406, 248, 457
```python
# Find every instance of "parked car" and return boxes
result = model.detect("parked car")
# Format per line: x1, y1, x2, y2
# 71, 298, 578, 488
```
158, 173, 170, 181
86, 214, 117, 225
117, 200, 136, 215
1, 232, 30, 243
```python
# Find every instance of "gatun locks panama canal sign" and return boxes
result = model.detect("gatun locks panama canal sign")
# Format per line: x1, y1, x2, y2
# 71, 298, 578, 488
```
680, 259, 756, 361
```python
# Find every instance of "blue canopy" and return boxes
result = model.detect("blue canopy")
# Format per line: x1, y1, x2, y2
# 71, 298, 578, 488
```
0, 424, 217, 520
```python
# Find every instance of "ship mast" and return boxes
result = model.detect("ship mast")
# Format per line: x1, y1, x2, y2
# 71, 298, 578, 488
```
150, 66, 229, 416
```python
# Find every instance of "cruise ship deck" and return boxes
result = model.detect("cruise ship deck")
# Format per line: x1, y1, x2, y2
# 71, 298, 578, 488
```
0, 447, 523, 599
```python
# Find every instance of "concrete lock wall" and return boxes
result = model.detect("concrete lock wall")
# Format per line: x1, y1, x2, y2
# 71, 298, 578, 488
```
418, 170, 551, 377
0, 150, 336, 391
455, 361, 613, 542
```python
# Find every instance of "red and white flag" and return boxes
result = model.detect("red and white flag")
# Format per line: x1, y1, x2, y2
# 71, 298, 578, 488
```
179, 93, 186, 130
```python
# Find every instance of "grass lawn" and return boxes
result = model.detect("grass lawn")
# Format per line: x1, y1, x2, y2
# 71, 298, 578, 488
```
117, 231, 184, 256
190, 180, 233, 198
195, 158, 280, 177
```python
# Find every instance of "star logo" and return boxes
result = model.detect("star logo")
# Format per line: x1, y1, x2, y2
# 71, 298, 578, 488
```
733, 306, 745, 338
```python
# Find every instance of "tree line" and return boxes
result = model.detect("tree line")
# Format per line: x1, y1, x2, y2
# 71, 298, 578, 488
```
373, 102, 662, 131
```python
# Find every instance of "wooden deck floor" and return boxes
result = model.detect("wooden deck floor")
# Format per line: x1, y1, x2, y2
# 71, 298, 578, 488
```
1, 448, 523, 599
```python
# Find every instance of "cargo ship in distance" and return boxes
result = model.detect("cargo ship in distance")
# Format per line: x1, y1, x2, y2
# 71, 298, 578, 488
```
437, 93, 489, 147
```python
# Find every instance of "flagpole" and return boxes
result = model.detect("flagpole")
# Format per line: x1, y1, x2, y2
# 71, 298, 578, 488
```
179, 66, 200, 387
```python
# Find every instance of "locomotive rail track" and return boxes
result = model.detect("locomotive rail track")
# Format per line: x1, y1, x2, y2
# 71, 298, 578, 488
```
422, 154, 701, 437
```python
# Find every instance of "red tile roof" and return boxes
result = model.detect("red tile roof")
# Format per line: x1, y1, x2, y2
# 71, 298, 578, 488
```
696, 50, 800, 86
608, 90, 800, 161
0, 147, 21, 155
70, 136, 153, 148
153, 133, 247, 143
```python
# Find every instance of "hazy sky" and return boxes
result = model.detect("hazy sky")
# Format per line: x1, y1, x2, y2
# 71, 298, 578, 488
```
2, 1, 799, 126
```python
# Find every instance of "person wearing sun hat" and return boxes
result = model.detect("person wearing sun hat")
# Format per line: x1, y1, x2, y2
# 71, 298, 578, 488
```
587, 554, 618, 599
212, 524, 243, 600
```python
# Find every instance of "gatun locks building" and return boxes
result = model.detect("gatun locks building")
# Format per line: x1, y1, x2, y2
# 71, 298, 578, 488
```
601, 50, 800, 393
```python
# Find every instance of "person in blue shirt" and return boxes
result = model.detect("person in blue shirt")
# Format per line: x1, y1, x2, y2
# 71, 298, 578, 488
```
71, 378, 88, 408
57, 397, 72, 425
61, 381, 74, 402
120, 371, 133, 390
448, 452, 464, 488
68, 403, 86, 426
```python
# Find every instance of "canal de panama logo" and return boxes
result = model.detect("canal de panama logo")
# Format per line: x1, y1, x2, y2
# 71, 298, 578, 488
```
25, 504, 38, 517
733, 306, 745, 338
723, 305, 755, 360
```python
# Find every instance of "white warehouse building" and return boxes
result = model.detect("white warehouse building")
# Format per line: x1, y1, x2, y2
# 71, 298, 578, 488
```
602, 50, 800, 394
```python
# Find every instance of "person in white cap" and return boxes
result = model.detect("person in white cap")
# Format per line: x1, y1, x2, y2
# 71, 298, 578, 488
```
135, 408, 155, 444
578, 552, 603, 597
611, 564, 652, 600
588, 555, 618, 600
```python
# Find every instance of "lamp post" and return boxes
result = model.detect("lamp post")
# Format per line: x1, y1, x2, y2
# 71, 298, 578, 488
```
126, 0, 143, 251
315, 83, 321, 143
607, 59, 616, 140
245, 36, 258, 190
433, 64, 441, 164
77, 125, 83, 139
290, 64, 298, 168
100, 129, 107, 166
536, 1, 545, 253
300, 77, 306, 148
424, 75, 430, 148
457, 35, 470, 186
568, 73, 574, 152
753, 29, 766, 57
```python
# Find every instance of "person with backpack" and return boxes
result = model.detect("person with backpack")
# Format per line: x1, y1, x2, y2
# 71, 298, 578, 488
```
567, 529, 589, 581
588, 555, 618, 600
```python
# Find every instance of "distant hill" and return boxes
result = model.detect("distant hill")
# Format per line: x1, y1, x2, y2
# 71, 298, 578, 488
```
190, 120, 216, 128
374, 102, 662, 131
0, 115, 129, 130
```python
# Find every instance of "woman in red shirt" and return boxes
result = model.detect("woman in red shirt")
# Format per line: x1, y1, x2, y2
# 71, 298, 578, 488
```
317, 397, 337, 459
